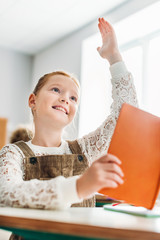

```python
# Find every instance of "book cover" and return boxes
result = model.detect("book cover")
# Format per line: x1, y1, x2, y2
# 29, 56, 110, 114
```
99, 103, 160, 209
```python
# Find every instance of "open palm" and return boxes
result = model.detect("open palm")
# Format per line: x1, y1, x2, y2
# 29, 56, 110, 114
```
97, 18, 122, 64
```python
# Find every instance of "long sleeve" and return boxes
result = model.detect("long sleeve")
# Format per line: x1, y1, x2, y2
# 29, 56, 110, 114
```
77, 61, 138, 163
0, 144, 82, 210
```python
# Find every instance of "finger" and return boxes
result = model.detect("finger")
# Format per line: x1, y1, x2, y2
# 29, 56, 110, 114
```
99, 18, 108, 35
98, 22, 105, 37
102, 18, 112, 32
97, 47, 101, 52
104, 162, 124, 178
105, 172, 124, 185
102, 179, 118, 188
100, 153, 122, 165
100, 18, 108, 32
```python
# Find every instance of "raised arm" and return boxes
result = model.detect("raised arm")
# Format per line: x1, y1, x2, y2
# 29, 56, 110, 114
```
77, 18, 138, 163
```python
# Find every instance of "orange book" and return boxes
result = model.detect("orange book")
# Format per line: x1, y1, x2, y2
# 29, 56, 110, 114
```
99, 103, 160, 209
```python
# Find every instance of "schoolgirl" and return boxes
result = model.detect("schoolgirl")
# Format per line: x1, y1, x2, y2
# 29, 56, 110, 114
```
0, 18, 138, 211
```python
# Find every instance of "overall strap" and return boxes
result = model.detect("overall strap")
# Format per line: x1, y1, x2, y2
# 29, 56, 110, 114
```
13, 141, 35, 158
67, 140, 83, 154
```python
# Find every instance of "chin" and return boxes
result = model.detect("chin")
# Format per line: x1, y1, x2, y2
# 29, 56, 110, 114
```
49, 112, 73, 127
51, 118, 70, 128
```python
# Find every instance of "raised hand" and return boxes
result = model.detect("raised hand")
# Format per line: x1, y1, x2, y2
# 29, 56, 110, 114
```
97, 18, 122, 65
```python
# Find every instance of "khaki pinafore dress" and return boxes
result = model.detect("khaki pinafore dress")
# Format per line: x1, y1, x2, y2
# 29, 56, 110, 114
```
9, 140, 95, 240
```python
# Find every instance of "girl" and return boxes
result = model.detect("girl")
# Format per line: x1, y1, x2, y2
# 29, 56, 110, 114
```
0, 18, 138, 210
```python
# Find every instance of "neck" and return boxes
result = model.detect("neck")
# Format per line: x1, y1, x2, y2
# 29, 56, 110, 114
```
32, 122, 63, 147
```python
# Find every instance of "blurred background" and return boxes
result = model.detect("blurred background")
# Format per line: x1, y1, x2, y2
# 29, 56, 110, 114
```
1, 1, 160, 238
0, 0, 160, 145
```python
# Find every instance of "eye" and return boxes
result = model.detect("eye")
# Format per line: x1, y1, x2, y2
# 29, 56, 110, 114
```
52, 87, 60, 93
70, 96, 77, 102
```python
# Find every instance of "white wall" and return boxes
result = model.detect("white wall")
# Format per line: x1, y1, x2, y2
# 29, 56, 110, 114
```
0, 47, 33, 134
32, 0, 158, 139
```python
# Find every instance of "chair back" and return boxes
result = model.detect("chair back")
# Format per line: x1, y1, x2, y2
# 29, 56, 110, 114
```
0, 118, 8, 150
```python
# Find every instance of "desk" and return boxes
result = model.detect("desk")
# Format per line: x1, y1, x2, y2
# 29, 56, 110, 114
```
0, 207, 160, 240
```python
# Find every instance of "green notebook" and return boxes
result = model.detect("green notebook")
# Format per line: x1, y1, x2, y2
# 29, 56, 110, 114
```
103, 204, 160, 218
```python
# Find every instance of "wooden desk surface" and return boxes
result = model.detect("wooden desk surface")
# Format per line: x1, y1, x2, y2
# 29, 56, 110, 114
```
0, 207, 160, 240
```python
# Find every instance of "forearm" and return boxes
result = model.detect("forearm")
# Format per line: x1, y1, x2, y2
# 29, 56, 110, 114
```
0, 175, 82, 210
77, 62, 138, 162
110, 61, 138, 119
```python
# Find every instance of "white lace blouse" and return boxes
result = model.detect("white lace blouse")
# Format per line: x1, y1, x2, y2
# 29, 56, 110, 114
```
0, 61, 138, 210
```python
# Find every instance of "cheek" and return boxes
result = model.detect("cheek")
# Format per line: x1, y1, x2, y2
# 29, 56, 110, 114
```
37, 100, 47, 111
37, 95, 53, 108
70, 104, 78, 118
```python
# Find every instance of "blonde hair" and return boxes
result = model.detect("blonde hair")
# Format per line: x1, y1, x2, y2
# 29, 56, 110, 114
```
33, 71, 80, 95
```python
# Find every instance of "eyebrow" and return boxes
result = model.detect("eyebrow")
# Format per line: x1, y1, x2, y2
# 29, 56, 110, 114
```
49, 83, 62, 88
49, 83, 79, 97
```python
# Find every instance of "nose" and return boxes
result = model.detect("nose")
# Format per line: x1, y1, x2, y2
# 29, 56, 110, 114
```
59, 96, 69, 104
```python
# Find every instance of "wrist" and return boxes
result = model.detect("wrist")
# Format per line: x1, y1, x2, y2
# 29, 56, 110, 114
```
77, 175, 93, 199
77, 176, 85, 199
107, 52, 122, 65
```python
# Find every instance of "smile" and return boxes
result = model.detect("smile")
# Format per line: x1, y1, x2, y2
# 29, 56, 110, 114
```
52, 106, 68, 115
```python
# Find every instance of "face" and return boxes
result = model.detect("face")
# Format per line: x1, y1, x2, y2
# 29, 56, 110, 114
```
29, 75, 80, 129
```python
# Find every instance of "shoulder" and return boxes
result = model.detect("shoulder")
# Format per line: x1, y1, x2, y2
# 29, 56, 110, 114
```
0, 143, 25, 159
0, 144, 25, 177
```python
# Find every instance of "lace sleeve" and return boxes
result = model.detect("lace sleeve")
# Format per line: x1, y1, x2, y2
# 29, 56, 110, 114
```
78, 63, 138, 163
0, 145, 81, 209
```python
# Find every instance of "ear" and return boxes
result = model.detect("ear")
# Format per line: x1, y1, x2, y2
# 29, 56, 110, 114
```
28, 93, 36, 110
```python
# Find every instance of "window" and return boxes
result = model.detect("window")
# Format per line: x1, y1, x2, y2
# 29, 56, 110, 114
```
79, 1, 160, 137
